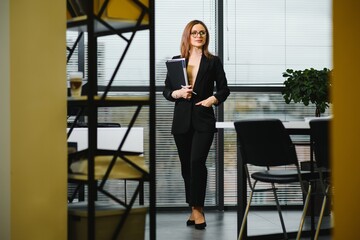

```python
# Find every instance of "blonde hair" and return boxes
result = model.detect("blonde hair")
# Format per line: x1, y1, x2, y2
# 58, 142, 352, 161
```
180, 20, 213, 59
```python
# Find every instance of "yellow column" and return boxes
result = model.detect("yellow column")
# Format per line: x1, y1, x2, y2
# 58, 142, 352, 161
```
333, 0, 360, 239
1, 0, 67, 239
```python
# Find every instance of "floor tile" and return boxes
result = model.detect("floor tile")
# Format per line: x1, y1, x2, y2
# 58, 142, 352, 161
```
145, 210, 332, 240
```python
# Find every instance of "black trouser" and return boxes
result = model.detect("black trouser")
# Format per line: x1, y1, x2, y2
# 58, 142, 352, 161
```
174, 127, 214, 207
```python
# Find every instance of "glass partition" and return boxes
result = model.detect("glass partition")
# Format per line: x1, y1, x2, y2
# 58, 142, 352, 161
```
66, 0, 333, 208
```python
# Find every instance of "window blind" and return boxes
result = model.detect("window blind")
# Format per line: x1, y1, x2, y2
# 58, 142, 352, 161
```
223, 0, 332, 85
67, 0, 218, 207
154, 0, 218, 207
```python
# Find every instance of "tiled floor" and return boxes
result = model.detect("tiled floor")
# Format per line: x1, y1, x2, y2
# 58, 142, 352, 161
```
145, 210, 332, 240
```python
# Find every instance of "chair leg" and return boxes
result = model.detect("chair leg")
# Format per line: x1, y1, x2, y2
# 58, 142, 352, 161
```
296, 184, 312, 240
272, 183, 288, 240
314, 185, 330, 240
238, 190, 254, 240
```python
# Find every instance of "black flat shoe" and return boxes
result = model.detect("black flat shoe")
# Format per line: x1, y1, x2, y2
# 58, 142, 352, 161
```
186, 219, 195, 226
195, 221, 207, 230
194, 213, 206, 230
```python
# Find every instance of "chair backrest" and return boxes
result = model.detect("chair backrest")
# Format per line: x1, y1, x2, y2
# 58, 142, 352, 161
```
234, 119, 298, 167
309, 118, 331, 169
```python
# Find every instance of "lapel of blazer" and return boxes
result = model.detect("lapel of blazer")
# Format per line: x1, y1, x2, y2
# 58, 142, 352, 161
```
194, 55, 210, 89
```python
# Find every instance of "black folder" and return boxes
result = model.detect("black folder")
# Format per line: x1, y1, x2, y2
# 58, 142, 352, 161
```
166, 58, 189, 90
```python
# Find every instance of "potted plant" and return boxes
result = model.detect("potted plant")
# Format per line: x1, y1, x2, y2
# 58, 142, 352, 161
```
282, 68, 332, 117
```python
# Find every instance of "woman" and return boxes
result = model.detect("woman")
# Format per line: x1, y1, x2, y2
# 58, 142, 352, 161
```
163, 20, 230, 230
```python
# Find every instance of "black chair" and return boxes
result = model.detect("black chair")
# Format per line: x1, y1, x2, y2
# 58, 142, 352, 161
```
309, 118, 331, 240
235, 119, 313, 240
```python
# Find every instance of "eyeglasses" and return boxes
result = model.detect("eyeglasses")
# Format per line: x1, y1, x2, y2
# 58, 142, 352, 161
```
191, 31, 207, 38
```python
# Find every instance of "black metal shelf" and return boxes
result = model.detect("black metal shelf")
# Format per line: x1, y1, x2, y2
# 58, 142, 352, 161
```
67, 16, 149, 37
66, 0, 155, 239
67, 95, 150, 107
68, 153, 149, 182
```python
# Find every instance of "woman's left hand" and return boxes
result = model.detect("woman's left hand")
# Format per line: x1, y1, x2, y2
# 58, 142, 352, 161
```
195, 96, 218, 107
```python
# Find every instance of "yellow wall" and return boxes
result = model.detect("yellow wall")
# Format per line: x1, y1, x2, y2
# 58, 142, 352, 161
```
0, 0, 67, 239
333, 0, 360, 239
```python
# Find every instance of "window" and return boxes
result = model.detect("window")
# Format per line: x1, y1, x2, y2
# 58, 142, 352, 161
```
224, 0, 332, 85
67, 0, 218, 207
67, 0, 332, 207
222, 0, 333, 206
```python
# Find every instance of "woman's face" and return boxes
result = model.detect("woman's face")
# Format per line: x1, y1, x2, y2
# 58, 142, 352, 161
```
190, 24, 207, 49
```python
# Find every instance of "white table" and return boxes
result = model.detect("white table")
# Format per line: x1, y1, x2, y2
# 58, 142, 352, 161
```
67, 127, 143, 152
216, 121, 310, 130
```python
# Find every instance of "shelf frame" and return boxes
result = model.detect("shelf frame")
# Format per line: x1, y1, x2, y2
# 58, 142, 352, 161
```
66, 0, 156, 239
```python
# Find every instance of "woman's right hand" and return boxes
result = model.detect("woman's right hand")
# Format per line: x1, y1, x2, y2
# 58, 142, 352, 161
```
172, 86, 193, 100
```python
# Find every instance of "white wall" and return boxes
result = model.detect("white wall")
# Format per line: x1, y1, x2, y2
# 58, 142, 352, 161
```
0, 0, 11, 238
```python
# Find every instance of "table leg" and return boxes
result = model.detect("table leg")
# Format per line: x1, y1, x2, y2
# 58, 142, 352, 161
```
237, 142, 247, 239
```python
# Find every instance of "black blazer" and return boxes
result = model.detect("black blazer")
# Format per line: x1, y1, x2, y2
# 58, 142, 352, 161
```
163, 55, 230, 134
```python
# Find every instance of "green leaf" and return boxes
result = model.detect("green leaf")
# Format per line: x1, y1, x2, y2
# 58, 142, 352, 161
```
282, 68, 332, 115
